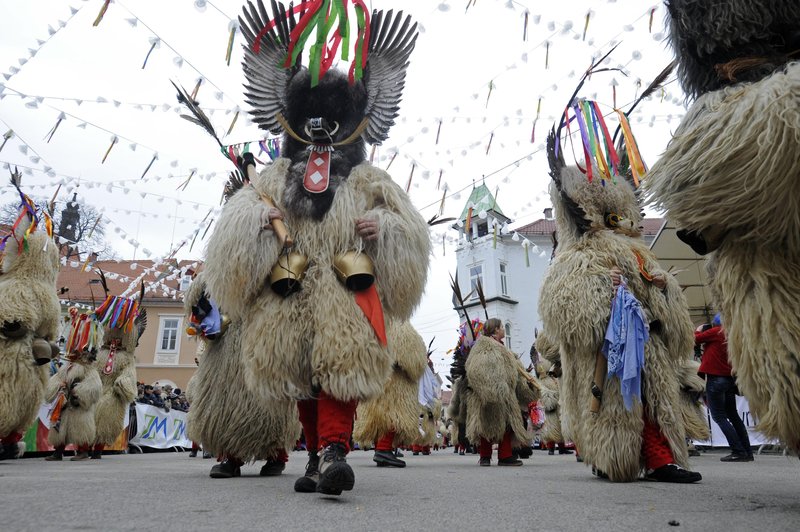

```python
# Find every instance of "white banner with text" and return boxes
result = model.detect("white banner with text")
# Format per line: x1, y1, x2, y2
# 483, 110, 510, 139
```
129, 403, 191, 449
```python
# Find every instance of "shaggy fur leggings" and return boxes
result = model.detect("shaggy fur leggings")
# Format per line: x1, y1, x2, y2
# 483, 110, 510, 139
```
297, 392, 358, 452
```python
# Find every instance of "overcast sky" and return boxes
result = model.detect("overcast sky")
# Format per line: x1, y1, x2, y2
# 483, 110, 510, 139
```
0, 0, 685, 376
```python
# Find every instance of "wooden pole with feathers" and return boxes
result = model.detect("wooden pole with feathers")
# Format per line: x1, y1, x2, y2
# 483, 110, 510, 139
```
449, 272, 475, 340
475, 279, 489, 321
611, 61, 676, 145
171, 80, 293, 250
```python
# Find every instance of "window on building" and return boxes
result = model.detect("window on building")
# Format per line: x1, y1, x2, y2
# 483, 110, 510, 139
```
499, 262, 508, 296
158, 317, 181, 353
469, 264, 483, 299
179, 273, 192, 292
477, 222, 489, 237
505, 322, 512, 350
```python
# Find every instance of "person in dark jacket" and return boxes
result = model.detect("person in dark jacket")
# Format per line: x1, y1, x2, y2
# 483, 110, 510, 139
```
138, 385, 164, 409
696, 315, 753, 462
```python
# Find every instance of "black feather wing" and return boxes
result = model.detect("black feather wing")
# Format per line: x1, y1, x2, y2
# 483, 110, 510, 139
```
362, 9, 418, 145
240, 0, 301, 134
223, 169, 250, 203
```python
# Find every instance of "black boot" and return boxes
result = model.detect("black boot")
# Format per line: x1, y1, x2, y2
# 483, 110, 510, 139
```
71, 451, 90, 461
45, 448, 64, 461
316, 443, 354, 495
209, 458, 241, 479
0, 442, 23, 461
259, 458, 286, 476
646, 463, 702, 483
373, 450, 406, 468
294, 451, 320, 493
91, 448, 102, 459
517, 446, 533, 459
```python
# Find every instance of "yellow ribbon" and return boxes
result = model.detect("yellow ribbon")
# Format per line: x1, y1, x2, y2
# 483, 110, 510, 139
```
615, 110, 647, 187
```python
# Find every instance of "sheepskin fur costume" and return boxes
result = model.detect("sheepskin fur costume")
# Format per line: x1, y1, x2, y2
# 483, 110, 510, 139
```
539, 143, 706, 481
536, 362, 563, 445
463, 336, 538, 445
354, 319, 428, 448
46, 356, 102, 448
183, 274, 300, 462
446, 377, 470, 451
646, 2, 800, 451
0, 225, 60, 441
92, 335, 138, 446
413, 399, 442, 448
204, 159, 430, 402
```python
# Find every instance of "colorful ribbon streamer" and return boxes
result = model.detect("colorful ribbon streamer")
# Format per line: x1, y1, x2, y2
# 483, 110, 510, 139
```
615, 109, 647, 187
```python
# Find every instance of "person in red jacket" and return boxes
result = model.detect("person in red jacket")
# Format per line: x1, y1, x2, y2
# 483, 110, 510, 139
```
696, 315, 753, 462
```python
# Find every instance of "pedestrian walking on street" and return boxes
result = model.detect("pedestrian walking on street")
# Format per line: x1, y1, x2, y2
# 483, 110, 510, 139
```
696, 316, 753, 462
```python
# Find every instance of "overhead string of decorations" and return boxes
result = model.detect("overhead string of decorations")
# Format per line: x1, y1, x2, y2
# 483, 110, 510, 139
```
371, 4, 680, 221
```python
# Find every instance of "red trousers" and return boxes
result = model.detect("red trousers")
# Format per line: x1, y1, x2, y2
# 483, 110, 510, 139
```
375, 431, 396, 452
642, 416, 675, 470
480, 430, 513, 460
297, 392, 357, 452
1, 432, 23, 444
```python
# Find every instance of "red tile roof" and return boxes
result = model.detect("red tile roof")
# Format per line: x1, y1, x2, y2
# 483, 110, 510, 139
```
58, 259, 197, 305
514, 217, 664, 236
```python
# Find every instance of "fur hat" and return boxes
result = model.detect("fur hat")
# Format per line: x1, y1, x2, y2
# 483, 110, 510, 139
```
665, 0, 800, 98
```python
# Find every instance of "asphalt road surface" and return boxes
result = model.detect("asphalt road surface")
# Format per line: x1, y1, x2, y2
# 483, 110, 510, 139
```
2, 447, 798, 531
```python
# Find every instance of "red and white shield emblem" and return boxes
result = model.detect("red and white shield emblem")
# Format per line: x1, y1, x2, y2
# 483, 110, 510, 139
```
303, 149, 331, 194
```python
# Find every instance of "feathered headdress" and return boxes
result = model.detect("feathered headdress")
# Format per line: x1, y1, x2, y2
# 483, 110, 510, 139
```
240, 0, 418, 145
93, 276, 147, 336
0, 168, 54, 254
547, 57, 674, 239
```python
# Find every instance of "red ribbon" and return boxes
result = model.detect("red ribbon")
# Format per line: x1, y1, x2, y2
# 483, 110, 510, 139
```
253, 1, 312, 55
103, 341, 118, 376
353, 284, 387, 346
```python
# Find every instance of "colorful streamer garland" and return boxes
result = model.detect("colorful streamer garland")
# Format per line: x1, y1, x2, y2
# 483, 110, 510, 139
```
64, 311, 100, 356
0, 190, 52, 254
94, 295, 140, 334
563, 99, 646, 187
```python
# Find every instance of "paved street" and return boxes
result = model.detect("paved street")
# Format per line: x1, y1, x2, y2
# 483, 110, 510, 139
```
2, 448, 798, 531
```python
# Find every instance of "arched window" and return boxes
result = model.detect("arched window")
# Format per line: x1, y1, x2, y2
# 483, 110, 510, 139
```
504, 322, 512, 350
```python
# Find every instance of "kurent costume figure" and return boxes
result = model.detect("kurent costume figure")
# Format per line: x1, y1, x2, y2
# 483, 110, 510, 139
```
447, 319, 485, 456
91, 278, 146, 459
412, 399, 442, 456
202, 2, 429, 495
539, 129, 708, 482
0, 183, 60, 460
535, 360, 571, 456
644, 0, 800, 452
184, 273, 300, 478
46, 310, 103, 461
353, 319, 428, 468
462, 319, 538, 467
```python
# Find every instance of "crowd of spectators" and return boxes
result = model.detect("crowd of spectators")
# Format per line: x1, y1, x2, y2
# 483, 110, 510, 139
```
136, 382, 190, 412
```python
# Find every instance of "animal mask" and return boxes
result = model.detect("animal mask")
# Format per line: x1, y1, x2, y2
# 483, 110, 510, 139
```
546, 130, 643, 249
240, 0, 418, 147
